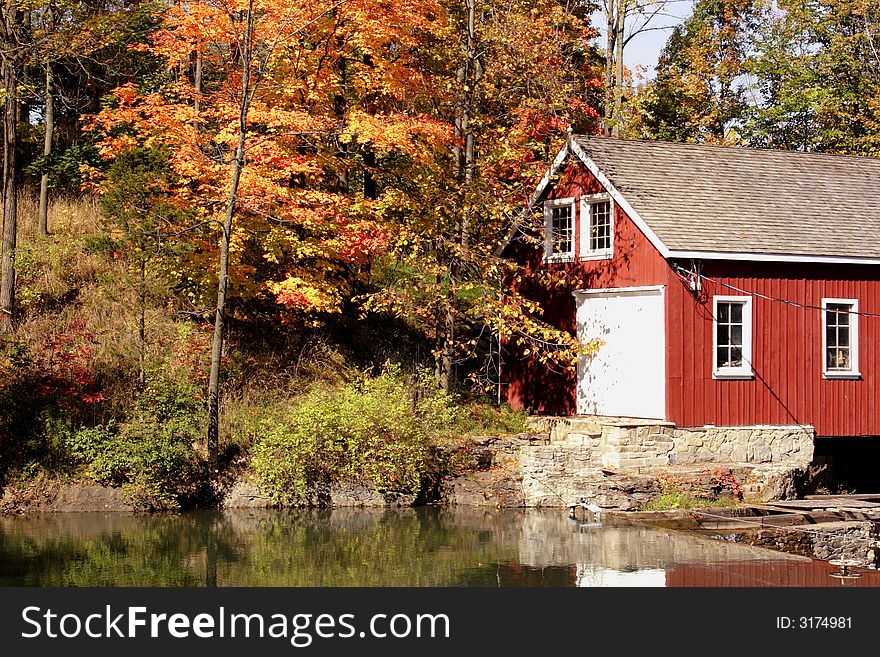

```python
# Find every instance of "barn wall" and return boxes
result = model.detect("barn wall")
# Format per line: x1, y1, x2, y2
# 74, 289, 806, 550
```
509, 158, 880, 438
666, 260, 880, 436
504, 161, 668, 415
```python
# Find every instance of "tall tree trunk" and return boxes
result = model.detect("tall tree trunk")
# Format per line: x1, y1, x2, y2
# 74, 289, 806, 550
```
207, 3, 253, 476
0, 55, 17, 333
38, 61, 52, 236
603, 4, 615, 136
612, 0, 625, 137
138, 247, 146, 390
193, 51, 203, 114
440, 0, 484, 392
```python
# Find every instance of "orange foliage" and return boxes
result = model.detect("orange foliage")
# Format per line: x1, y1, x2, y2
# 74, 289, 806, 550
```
89, 0, 451, 315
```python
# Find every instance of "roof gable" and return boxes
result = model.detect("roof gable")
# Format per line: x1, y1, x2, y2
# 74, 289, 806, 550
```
568, 136, 880, 264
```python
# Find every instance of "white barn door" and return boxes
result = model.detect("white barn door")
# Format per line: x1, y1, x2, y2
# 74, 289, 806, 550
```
575, 286, 665, 419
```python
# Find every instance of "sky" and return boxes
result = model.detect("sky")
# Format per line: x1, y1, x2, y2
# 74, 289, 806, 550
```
590, 0, 694, 79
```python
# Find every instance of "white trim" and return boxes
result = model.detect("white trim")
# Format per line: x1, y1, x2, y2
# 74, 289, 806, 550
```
532, 145, 570, 203
543, 196, 576, 262
573, 285, 665, 297
579, 193, 614, 260
821, 298, 860, 379
712, 295, 753, 380
568, 139, 672, 258
668, 249, 880, 265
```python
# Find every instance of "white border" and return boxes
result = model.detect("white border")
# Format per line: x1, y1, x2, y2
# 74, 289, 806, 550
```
543, 196, 576, 263
568, 139, 671, 258
821, 298, 860, 379
573, 285, 665, 297
712, 295, 753, 380
667, 249, 880, 265
579, 193, 613, 261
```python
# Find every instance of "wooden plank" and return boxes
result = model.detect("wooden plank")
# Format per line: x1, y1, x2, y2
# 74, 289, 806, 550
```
691, 513, 809, 530
762, 499, 880, 510
748, 504, 811, 515
804, 493, 880, 501
802, 511, 849, 524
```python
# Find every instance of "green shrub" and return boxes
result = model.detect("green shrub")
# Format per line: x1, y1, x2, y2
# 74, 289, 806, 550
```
55, 374, 207, 510
453, 400, 528, 436
252, 365, 459, 505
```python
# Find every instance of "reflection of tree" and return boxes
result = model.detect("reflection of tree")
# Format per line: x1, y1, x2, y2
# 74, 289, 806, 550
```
0, 509, 525, 587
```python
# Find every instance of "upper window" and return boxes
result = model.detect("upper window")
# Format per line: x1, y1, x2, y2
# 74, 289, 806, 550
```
822, 298, 859, 378
544, 198, 575, 261
580, 195, 613, 259
713, 295, 753, 379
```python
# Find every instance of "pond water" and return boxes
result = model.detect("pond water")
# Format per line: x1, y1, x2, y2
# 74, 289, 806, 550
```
0, 508, 876, 587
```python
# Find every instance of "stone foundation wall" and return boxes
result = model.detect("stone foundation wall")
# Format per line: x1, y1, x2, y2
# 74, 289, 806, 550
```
732, 521, 880, 567
671, 426, 814, 465
519, 445, 658, 509
810, 522, 880, 566
532, 417, 815, 471
459, 417, 818, 509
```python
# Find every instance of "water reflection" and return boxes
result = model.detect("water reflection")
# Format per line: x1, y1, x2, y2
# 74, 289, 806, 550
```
0, 508, 874, 587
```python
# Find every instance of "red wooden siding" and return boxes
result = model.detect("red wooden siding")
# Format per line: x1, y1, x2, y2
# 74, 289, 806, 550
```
505, 162, 667, 414
667, 261, 880, 436
508, 158, 880, 437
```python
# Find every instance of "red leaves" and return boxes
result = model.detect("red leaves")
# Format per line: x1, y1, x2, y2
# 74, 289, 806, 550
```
34, 321, 105, 408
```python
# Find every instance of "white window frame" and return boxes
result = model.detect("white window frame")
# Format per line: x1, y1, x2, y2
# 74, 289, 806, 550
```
543, 197, 576, 262
579, 194, 614, 260
712, 295, 753, 380
822, 298, 860, 379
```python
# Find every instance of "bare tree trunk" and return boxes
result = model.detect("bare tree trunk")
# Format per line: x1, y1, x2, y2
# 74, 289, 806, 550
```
0, 55, 17, 333
138, 249, 146, 390
207, 3, 253, 476
38, 61, 52, 235
439, 0, 484, 392
612, 0, 625, 138
603, 3, 615, 136
193, 51, 202, 114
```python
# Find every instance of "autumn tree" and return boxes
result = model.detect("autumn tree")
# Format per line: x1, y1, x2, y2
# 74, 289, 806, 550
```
0, 0, 28, 332
599, 0, 676, 136
363, 0, 603, 392
91, 0, 452, 471
630, 0, 762, 142
745, 0, 880, 153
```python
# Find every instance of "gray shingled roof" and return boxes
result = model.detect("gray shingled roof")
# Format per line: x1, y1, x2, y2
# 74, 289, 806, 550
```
571, 135, 880, 261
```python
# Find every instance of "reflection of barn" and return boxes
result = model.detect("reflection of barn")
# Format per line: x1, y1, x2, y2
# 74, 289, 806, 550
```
505, 137, 880, 470
665, 560, 880, 587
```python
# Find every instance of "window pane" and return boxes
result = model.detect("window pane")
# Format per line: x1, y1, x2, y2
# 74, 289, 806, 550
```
717, 303, 730, 322
717, 347, 729, 368
717, 324, 730, 346
826, 325, 837, 347
828, 347, 850, 370
551, 205, 571, 254
828, 304, 850, 326
824, 302, 855, 372
730, 346, 743, 367
730, 303, 742, 323
730, 324, 742, 346
589, 201, 611, 251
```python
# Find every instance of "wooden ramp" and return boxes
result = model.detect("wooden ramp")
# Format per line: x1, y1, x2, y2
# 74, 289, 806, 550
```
691, 494, 880, 530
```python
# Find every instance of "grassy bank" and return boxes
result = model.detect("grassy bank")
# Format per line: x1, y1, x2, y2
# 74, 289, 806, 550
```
0, 195, 527, 510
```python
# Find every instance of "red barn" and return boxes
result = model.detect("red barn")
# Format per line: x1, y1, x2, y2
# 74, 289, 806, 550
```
506, 136, 880, 439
